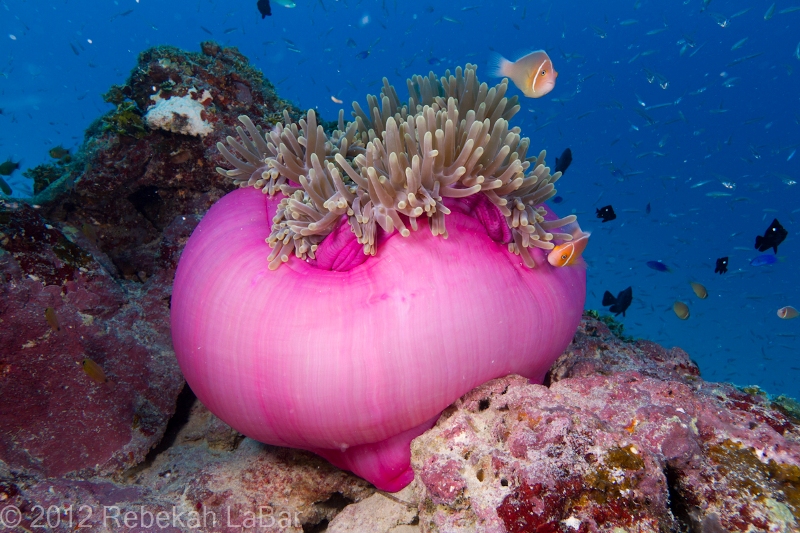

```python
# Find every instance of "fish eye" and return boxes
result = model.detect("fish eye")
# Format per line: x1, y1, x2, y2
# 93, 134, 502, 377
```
540, 70, 547, 76
561, 254, 568, 260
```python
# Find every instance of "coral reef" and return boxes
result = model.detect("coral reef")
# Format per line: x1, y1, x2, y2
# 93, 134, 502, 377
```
1, 42, 797, 532
4, 313, 797, 532
0, 40, 301, 507
0, 399, 374, 533
29, 41, 296, 280
22, 158, 80, 195
102, 101, 149, 139
0, 198, 182, 478
409, 316, 800, 532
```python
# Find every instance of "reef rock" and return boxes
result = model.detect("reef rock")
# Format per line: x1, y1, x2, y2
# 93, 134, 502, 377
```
0, 198, 182, 478
326, 483, 420, 533
1, 399, 374, 532
410, 317, 800, 532
1, 41, 294, 481
30, 41, 297, 280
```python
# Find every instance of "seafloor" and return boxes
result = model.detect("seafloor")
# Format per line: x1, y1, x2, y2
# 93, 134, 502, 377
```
1, 43, 799, 533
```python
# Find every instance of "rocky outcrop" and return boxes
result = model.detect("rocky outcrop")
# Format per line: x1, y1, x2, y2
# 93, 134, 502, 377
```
410, 318, 800, 532
1, 40, 295, 483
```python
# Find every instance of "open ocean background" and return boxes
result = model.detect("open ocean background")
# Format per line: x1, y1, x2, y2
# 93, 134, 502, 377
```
1, 0, 798, 399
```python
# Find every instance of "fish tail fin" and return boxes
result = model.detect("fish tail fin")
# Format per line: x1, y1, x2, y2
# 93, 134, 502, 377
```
488, 53, 511, 78
602, 291, 616, 306
755, 235, 763, 250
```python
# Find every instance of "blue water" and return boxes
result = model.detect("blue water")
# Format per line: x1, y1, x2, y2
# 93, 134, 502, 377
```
1, 0, 798, 398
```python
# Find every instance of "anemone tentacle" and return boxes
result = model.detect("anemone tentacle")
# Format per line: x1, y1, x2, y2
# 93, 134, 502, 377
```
216, 64, 576, 269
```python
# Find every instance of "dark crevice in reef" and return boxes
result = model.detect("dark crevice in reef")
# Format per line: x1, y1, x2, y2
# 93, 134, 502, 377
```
144, 384, 196, 463
121, 383, 196, 480
302, 519, 329, 533
664, 463, 695, 532
127, 185, 164, 228
317, 491, 355, 513
302, 492, 355, 532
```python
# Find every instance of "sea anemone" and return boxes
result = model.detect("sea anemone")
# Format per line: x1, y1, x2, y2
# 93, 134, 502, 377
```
171, 65, 587, 491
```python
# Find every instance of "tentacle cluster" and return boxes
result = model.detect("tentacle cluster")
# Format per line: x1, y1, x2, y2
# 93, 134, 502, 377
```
216, 64, 577, 269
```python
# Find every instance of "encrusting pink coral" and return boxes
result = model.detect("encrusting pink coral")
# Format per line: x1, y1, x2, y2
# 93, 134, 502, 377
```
171, 65, 587, 491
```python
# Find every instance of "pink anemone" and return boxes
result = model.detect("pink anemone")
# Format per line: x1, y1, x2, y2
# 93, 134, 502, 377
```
171, 66, 587, 491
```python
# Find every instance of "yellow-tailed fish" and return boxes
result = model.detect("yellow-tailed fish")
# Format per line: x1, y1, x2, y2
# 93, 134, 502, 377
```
690, 282, 707, 299
82, 223, 98, 246
777, 306, 799, 319
0, 158, 20, 176
673, 301, 690, 320
45, 307, 60, 331
489, 50, 558, 98
82, 358, 107, 384
547, 231, 590, 267
49, 145, 71, 161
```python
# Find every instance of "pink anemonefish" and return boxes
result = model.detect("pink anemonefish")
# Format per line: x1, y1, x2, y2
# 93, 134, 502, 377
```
547, 231, 590, 267
489, 50, 558, 98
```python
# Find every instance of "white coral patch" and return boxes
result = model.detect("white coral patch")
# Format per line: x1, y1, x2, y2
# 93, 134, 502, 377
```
144, 89, 213, 137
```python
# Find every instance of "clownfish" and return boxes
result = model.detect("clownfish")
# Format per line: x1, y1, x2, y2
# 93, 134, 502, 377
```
547, 231, 590, 267
489, 50, 558, 98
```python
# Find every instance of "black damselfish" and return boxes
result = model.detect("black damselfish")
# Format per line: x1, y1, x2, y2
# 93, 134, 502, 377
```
554, 148, 572, 175
257, 0, 272, 17
755, 218, 787, 253
596, 205, 616, 223
602, 287, 633, 317
714, 256, 728, 274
